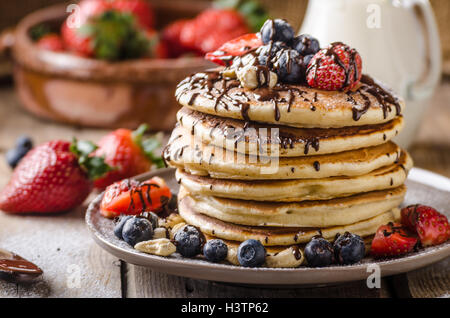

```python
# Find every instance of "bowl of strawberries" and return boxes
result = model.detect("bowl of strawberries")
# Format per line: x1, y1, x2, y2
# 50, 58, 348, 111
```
4, 0, 266, 131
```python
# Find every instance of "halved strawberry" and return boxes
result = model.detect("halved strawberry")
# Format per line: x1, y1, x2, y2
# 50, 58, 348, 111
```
205, 33, 262, 66
371, 222, 418, 258
401, 205, 450, 247
100, 177, 172, 218
306, 42, 362, 91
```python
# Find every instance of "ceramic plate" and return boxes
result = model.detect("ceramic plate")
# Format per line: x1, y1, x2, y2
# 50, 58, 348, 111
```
85, 168, 450, 286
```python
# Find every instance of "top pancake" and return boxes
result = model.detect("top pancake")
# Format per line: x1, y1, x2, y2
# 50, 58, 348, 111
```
176, 70, 405, 128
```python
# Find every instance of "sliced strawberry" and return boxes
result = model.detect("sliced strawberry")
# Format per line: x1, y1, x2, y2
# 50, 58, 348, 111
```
205, 32, 261, 66
100, 177, 172, 218
371, 222, 418, 258
401, 204, 450, 247
36, 33, 65, 52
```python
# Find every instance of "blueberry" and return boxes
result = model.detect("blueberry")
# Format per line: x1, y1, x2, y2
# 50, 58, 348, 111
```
304, 236, 335, 267
273, 49, 306, 83
333, 232, 365, 265
15, 135, 33, 150
257, 41, 289, 66
237, 239, 266, 267
137, 211, 159, 229
292, 34, 320, 56
203, 239, 228, 263
6, 147, 29, 168
303, 54, 314, 68
260, 19, 294, 44
113, 215, 133, 240
174, 225, 205, 257
122, 217, 153, 246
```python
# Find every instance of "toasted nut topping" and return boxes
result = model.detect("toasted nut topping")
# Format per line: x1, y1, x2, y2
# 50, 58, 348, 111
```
153, 227, 169, 239
236, 64, 277, 89
134, 238, 176, 256
265, 246, 304, 268
160, 213, 184, 229
226, 245, 239, 266
170, 222, 187, 239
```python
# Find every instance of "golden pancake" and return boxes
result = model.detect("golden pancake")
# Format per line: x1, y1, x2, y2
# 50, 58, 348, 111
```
176, 71, 405, 128
176, 150, 412, 202
177, 107, 404, 157
179, 185, 405, 228
164, 126, 402, 180
178, 193, 400, 246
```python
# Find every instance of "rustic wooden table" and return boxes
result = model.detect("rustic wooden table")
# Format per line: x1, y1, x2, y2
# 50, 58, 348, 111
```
0, 79, 449, 298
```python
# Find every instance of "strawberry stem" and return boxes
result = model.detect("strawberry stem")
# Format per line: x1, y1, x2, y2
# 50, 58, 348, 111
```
70, 139, 113, 181
132, 124, 165, 169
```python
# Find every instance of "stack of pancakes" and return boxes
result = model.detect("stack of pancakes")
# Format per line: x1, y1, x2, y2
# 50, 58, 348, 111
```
164, 70, 412, 267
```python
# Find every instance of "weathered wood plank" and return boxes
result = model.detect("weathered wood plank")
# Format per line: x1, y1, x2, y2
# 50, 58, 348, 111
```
405, 257, 449, 298
0, 203, 123, 297
126, 265, 391, 298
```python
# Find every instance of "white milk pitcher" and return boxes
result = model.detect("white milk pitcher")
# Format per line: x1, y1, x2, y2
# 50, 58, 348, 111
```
299, 0, 441, 148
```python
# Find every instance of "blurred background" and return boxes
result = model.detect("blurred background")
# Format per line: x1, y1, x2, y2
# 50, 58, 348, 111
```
0, 0, 449, 179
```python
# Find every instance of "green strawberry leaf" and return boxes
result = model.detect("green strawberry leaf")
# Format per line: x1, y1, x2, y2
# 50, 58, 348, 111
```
29, 23, 52, 41
132, 124, 165, 169
70, 138, 114, 180
81, 10, 150, 61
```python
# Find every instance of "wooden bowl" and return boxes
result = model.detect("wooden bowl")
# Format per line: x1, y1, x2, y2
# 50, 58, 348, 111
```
6, 1, 212, 131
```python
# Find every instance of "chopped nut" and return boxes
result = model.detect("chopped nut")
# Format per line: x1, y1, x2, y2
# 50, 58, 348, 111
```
134, 238, 176, 256
222, 68, 236, 79
170, 222, 187, 239
236, 64, 277, 89
160, 213, 184, 229
226, 245, 239, 266
265, 246, 304, 268
153, 227, 169, 239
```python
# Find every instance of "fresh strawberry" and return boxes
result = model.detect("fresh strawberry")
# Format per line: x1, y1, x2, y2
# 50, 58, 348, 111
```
93, 124, 163, 189
180, 9, 250, 55
371, 222, 418, 258
111, 0, 154, 29
401, 204, 450, 247
63, 9, 151, 60
205, 33, 262, 66
61, 18, 94, 57
162, 19, 191, 58
0, 140, 110, 214
145, 29, 169, 59
100, 177, 172, 218
77, 0, 112, 23
306, 42, 362, 91
36, 33, 65, 52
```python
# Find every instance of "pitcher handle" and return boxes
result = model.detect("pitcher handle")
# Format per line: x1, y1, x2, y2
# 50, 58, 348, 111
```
408, 0, 441, 100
